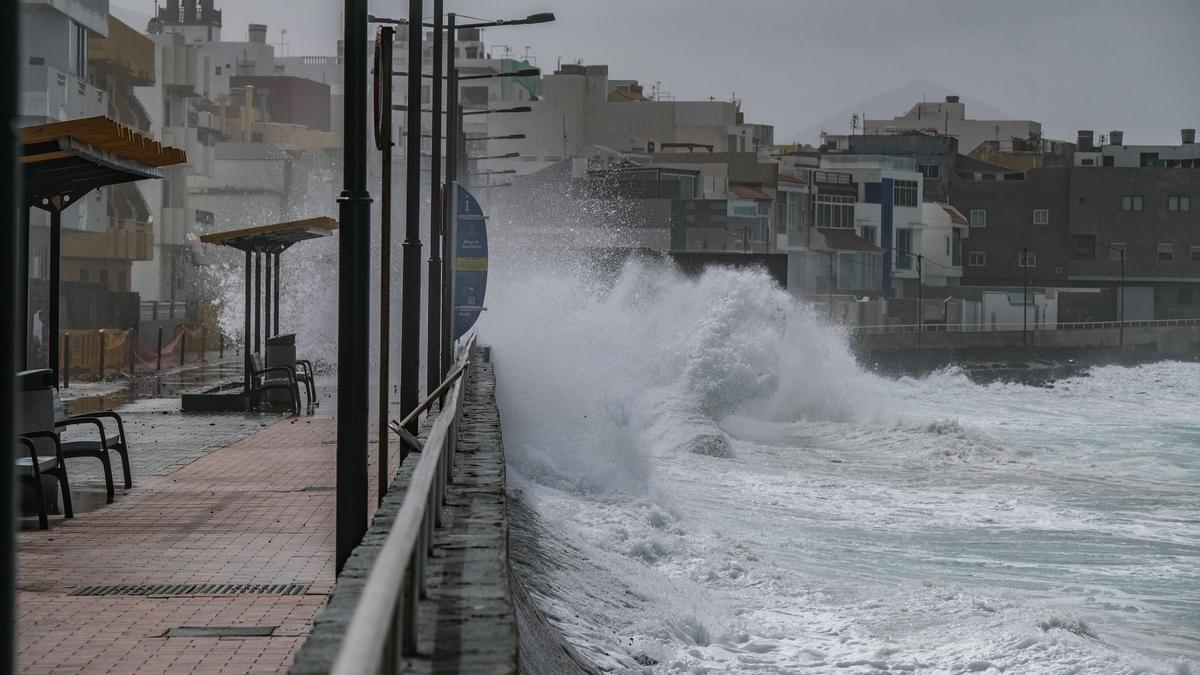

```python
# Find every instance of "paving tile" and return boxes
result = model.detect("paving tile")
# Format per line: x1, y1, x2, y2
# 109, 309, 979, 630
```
17, 388, 411, 674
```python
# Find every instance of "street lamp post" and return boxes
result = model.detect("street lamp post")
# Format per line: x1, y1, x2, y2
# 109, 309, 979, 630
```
336, 0, 374, 574
399, 0, 423, 441
426, 0, 444, 400
1, 0, 19, 665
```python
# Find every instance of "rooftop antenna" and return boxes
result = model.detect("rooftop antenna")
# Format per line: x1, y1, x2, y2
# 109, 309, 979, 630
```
851, 113, 860, 135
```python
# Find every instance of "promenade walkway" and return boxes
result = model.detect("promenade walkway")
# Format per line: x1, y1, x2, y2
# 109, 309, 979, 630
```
16, 383, 397, 674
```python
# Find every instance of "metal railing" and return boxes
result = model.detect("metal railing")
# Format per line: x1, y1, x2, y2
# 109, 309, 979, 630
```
329, 333, 475, 675
849, 317, 1200, 335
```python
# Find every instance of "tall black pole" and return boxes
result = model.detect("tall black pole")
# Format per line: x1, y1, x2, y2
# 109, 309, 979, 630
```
17, 208, 28, 369
253, 252, 261, 354
400, 0, 423, 438
441, 13, 457, 379
375, 26, 394, 505
273, 251, 280, 333
1022, 245, 1029, 346
2, 0, 22, 666
49, 204, 61, 381
337, 0, 373, 575
1119, 249, 1125, 348
916, 253, 923, 350
264, 249, 272, 338
426, 1, 444, 397
243, 250, 252, 393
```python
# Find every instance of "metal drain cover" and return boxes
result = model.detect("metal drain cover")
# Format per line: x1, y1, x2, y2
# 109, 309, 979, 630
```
166, 626, 277, 638
68, 583, 311, 597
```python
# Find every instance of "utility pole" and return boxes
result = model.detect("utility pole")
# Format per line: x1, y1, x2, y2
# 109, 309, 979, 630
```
1022, 245, 1029, 346
426, 0, 444, 398
916, 253, 923, 350
399, 0, 423, 439
374, 26, 394, 505
1118, 248, 1125, 348
336, 0, 373, 575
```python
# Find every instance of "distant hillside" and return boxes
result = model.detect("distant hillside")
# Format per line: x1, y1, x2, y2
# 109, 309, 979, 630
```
784, 79, 1013, 146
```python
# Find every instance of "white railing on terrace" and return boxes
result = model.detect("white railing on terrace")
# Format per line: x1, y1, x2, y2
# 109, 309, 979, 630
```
849, 317, 1200, 335
330, 333, 476, 675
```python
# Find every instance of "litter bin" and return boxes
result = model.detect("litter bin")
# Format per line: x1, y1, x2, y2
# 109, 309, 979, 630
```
16, 369, 64, 516
263, 334, 298, 407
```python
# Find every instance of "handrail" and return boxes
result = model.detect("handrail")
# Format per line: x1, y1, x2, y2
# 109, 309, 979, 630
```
330, 332, 475, 675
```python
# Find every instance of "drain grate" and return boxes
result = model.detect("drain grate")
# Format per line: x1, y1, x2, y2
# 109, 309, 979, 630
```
166, 625, 277, 638
68, 583, 311, 597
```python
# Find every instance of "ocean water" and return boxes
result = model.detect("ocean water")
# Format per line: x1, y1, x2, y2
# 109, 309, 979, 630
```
480, 248, 1199, 674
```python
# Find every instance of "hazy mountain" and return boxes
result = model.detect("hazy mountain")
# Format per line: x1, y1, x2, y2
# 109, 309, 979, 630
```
783, 79, 1014, 146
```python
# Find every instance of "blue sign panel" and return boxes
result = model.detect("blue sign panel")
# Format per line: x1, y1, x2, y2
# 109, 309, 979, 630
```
453, 185, 487, 340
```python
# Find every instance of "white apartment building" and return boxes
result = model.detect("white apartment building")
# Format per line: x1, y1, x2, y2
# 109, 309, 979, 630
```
1073, 128, 1200, 167
836, 95, 1042, 156
20, 0, 111, 235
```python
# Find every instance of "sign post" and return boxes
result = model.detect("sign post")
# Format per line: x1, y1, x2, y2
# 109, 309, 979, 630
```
451, 185, 488, 341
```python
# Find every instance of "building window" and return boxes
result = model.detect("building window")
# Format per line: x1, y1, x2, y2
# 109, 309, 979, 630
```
1109, 242, 1126, 261
814, 193, 855, 229
1168, 196, 1192, 212
893, 180, 918, 208
895, 229, 913, 270
1179, 287, 1195, 305
79, 268, 89, 282
1070, 235, 1096, 260
1032, 209, 1049, 225
69, 20, 88, 77
859, 225, 877, 245
1080, 158, 1095, 166
1121, 195, 1144, 211
1158, 243, 1174, 262
952, 228, 962, 267
968, 250, 987, 267
969, 209, 986, 227
1192, 246, 1200, 263
919, 164, 940, 179
1018, 251, 1037, 268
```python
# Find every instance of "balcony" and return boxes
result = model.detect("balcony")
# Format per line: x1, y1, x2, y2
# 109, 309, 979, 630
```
20, 64, 107, 123
89, 15, 156, 86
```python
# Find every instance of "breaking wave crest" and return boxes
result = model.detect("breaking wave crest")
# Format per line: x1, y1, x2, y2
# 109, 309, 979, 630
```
480, 246, 886, 493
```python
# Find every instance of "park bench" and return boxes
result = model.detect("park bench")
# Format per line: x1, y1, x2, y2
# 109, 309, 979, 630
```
249, 354, 303, 414
15, 434, 73, 530
19, 369, 131, 505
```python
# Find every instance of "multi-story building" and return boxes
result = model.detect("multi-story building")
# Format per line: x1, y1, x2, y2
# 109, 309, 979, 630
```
950, 167, 1072, 291
949, 129, 1200, 321
483, 63, 772, 180
838, 95, 1042, 156
125, 0, 342, 304
1067, 132, 1200, 320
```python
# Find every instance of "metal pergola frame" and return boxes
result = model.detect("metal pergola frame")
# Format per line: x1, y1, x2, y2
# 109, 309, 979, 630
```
19, 116, 186, 382
198, 216, 338, 394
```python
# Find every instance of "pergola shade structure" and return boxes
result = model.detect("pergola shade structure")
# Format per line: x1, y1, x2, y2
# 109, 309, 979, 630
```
20, 116, 186, 379
199, 217, 338, 395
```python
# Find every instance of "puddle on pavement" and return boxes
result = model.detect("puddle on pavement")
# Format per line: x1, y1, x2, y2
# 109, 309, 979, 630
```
63, 361, 243, 416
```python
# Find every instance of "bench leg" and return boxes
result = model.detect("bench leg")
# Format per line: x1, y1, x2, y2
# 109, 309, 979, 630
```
50, 467, 74, 518
115, 443, 132, 490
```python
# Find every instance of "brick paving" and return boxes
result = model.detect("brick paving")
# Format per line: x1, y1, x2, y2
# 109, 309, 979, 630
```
17, 389, 403, 674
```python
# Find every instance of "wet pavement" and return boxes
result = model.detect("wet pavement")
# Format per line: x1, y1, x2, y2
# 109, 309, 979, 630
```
16, 357, 392, 674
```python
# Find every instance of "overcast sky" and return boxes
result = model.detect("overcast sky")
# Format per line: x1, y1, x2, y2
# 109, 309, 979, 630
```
114, 0, 1200, 144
